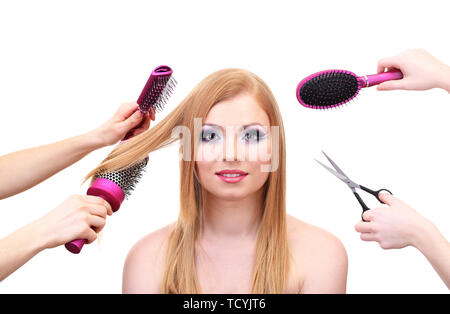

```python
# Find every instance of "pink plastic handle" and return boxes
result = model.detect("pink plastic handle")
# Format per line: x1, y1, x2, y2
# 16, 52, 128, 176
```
64, 193, 110, 254
65, 179, 125, 254
65, 238, 86, 254
359, 70, 403, 88
64, 192, 109, 254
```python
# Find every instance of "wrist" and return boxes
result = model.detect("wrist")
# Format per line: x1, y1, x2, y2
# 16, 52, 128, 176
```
411, 219, 440, 253
79, 129, 108, 151
24, 220, 50, 253
437, 65, 450, 92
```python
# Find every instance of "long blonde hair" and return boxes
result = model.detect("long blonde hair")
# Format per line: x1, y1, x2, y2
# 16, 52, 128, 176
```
85, 68, 290, 293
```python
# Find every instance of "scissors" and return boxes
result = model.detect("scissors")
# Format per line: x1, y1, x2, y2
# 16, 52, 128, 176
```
315, 151, 393, 221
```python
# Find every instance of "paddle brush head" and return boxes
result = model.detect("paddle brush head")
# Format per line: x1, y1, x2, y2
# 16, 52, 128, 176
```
296, 69, 361, 109
137, 65, 177, 114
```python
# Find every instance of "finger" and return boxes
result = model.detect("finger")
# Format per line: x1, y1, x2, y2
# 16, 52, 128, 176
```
85, 196, 112, 216
87, 215, 107, 233
131, 113, 151, 136
355, 221, 373, 233
150, 107, 155, 121
360, 232, 378, 242
376, 79, 406, 91
84, 195, 106, 205
134, 112, 150, 130
377, 56, 401, 73
92, 224, 106, 234
106, 203, 113, 216
362, 210, 375, 222
119, 110, 144, 134
386, 66, 399, 72
116, 101, 139, 120
87, 203, 110, 219
378, 192, 398, 206
84, 228, 98, 244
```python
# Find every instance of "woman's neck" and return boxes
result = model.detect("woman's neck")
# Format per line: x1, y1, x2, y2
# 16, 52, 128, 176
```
201, 188, 264, 242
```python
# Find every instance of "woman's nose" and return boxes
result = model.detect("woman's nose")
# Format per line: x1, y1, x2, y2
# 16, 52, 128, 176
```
222, 129, 249, 162
223, 133, 238, 161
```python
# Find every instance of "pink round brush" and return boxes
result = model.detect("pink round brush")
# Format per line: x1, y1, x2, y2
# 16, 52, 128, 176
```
65, 157, 148, 254
122, 65, 177, 141
137, 65, 176, 114
296, 69, 403, 109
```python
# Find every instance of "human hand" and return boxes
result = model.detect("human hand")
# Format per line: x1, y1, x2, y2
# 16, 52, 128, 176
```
376, 49, 450, 92
34, 195, 113, 249
89, 101, 155, 147
354, 193, 434, 250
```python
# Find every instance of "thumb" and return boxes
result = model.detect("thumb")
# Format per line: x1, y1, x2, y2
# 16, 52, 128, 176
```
377, 56, 400, 72
378, 191, 396, 205
376, 80, 406, 91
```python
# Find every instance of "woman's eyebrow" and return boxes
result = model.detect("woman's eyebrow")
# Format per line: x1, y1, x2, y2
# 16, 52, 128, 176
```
203, 123, 264, 130
242, 123, 264, 129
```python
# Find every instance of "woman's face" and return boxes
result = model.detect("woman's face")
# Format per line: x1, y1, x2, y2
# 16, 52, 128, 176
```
195, 92, 272, 201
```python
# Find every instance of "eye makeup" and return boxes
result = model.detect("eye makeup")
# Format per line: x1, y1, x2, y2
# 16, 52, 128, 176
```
201, 123, 268, 144
241, 125, 267, 143
201, 125, 222, 143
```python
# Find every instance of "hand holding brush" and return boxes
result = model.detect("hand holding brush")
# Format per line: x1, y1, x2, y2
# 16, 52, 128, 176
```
376, 49, 450, 92
296, 49, 449, 110
65, 65, 177, 253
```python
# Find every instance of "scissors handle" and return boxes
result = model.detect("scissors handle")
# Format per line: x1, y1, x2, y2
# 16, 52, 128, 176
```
360, 185, 393, 204
353, 192, 370, 212
357, 186, 393, 222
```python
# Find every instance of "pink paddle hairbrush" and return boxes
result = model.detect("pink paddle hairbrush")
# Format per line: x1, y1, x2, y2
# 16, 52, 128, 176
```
296, 69, 403, 109
65, 157, 148, 254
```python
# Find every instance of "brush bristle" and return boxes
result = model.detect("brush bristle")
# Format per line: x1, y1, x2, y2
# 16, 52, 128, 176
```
299, 71, 359, 108
139, 75, 177, 113
95, 157, 148, 198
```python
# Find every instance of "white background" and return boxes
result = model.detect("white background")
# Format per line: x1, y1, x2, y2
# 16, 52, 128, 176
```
0, 0, 449, 294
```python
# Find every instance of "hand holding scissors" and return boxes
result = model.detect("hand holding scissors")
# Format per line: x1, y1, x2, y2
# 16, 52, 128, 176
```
315, 151, 393, 221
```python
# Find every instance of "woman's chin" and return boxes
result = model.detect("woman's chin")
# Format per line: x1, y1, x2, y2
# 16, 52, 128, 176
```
210, 189, 251, 201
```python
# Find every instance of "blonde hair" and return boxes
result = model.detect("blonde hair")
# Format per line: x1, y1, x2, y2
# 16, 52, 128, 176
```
85, 68, 290, 293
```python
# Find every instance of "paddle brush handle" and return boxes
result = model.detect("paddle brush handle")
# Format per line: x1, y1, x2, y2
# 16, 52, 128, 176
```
361, 70, 403, 87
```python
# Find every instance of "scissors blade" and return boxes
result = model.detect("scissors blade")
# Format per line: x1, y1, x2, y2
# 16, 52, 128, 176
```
317, 151, 360, 190
314, 159, 348, 182
321, 151, 350, 179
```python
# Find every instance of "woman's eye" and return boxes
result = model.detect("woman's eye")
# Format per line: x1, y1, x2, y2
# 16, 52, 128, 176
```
201, 130, 221, 143
243, 129, 266, 143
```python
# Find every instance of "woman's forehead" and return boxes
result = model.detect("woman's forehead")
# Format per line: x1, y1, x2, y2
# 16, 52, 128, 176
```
204, 93, 270, 126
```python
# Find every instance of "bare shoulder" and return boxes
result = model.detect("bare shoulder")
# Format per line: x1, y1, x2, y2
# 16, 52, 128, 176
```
129, 222, 175, 258
286, 215, 348, 293
122, 222, 176, 293
286, 215, 346, 255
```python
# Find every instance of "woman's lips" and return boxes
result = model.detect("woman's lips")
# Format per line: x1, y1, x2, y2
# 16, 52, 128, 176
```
215, 170, 248, 183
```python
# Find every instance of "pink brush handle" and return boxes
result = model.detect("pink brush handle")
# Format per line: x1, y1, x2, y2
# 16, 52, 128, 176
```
64, 238, 87, 254
359, 70, 403, 88
65, 179, 124, 254
64, 195, 108, 254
